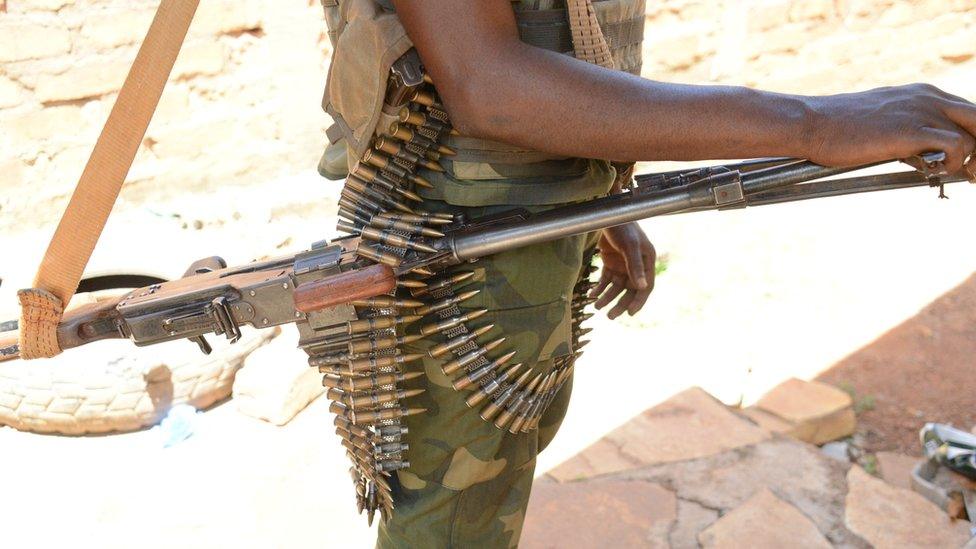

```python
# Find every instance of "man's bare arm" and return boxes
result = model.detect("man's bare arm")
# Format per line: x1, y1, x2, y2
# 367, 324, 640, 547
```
394, 0, 976, 172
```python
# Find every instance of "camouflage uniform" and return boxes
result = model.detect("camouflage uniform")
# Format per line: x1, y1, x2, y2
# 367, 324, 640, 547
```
319, 0, 645, 546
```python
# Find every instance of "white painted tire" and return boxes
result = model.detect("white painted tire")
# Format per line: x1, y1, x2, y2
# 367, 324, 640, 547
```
0, 321, 278, 435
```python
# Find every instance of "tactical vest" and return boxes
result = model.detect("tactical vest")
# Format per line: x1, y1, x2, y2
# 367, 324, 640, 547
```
320, 0, 646, 206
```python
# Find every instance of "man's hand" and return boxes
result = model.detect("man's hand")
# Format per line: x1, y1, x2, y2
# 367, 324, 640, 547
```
590, 223, 656, 320
809, 84, 976, 174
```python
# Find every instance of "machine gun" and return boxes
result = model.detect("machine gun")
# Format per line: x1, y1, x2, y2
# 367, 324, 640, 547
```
0, 153, 966, 363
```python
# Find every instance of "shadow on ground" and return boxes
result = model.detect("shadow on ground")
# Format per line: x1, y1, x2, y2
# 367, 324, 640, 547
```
818, 272, 976, 454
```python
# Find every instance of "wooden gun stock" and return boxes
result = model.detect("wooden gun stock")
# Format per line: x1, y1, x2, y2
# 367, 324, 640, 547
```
294, 264, 397, 313
0, 295, 125, 363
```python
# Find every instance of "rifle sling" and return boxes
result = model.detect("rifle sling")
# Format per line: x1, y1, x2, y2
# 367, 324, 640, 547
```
18, 0, 200, 359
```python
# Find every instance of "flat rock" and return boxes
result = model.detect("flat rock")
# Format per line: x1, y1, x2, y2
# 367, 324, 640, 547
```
876, 451, 921, 491
754, 378, 855, 444
550, 388, 769, 481
669, 499, 719, 549
626, 437, 863, 547
698, 488, 831, 549
844, 466, 971, 549
521, 479, 676, 549
232, 327, 322, 426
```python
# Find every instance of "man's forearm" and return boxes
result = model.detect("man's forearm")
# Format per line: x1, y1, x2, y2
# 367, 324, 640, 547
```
449, 42, 817, 163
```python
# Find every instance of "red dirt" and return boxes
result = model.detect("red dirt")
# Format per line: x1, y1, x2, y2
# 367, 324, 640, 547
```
818, 273, 976, 455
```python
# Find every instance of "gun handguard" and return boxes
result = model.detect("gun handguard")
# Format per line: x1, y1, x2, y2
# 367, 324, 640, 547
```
294, 264, 396, 313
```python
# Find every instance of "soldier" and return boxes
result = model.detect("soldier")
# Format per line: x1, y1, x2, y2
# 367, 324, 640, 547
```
320, 1, 976, 547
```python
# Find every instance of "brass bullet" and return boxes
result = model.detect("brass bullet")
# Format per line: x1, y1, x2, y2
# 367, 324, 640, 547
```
465, 363, 523, 408
346, 333, 419, 355
351, 296, 424, 309
375, 136, 445, 173
415, 289, 480, 316
410, 271, 475, 298
356, 244, 402, 268
427, 324, 494, 359
573, 312, 594, 323
360, 226, 439, 254
341, 388, 425, 410
409, 266, 437, 277
477, 368, 532, 418
339, 196, 380, 217
338, 206, 371, 227
420, 309, 489, 336
345, 176, 415, 213
576, 339, 591, 351
492, 373, 544, 430
397, 278, 428, 289
369, 216, 445, 238
388, 122, 443, 154
342, 187, 385, 213
452, 350, 517, 391
346, 315, 421, 335
511, 372, 554, 433
398, 107, 459, 137
364, 149, 432, 188
442, 337, 506, 376
337, 403, 427, 425
328, 370, 423, 396
573, 327, 593, 338
353, 163, 411, 196
410, 89, 438, 107
346, 353, 424, 372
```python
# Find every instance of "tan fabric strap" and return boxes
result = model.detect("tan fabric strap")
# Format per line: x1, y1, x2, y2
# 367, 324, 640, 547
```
18, 0, 200, 359
566, 0, 616, 69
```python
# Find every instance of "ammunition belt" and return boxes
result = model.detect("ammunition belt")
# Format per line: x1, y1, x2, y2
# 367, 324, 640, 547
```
306, 51, 599, 526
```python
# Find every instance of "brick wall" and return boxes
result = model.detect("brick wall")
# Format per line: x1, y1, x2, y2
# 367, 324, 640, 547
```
0, 0, 331, 232
2, 0, 975, 234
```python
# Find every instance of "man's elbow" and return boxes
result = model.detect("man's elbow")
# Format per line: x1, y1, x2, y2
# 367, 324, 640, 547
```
438, 77, 502, 139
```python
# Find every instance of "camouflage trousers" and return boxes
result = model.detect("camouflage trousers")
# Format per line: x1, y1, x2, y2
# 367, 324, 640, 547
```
377, 199, 599, 548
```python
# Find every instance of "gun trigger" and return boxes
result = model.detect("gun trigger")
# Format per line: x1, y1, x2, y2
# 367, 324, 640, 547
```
190, 335, 213, 355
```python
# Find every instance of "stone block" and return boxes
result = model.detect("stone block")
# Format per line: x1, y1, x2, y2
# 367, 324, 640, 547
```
939, 32, 976, 64
754, 378, 855, 445
550, 388, 769, 481
698, 488, 831, 548
233, 327, 322, 426
522, 479, 676, 549
789, 0, 836, 21
7, 105, 84, 142
173, 42, 227, 79
845, 466, 971, 548
0, 75, 23, 109
35, 60, 130, 103
80, 9, 155, 50
19, 0, 75, 10
876, 451, 922, 491
0, 23, 71, 62
192, 0, 263, 36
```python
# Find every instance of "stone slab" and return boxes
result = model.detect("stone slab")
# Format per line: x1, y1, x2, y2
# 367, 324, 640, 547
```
550, 388, 770, 481
698, 488, 831, 549
876, 451, 921, 491
625, 437, 863, 547
755, 378, 855, 444
232, 327, 322, 426
521, 479, 676, 549
845, 465, 971, 549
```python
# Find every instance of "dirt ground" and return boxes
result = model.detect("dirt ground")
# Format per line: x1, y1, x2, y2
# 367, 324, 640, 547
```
819, 272, 976, 455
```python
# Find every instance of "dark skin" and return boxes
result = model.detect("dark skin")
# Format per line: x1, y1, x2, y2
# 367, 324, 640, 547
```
394, 0, 976, 318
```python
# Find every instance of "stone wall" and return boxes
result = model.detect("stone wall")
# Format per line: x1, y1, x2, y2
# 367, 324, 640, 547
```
2, 0, 975, 233
0, 0, 332, 231
643, 0, 976, 93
